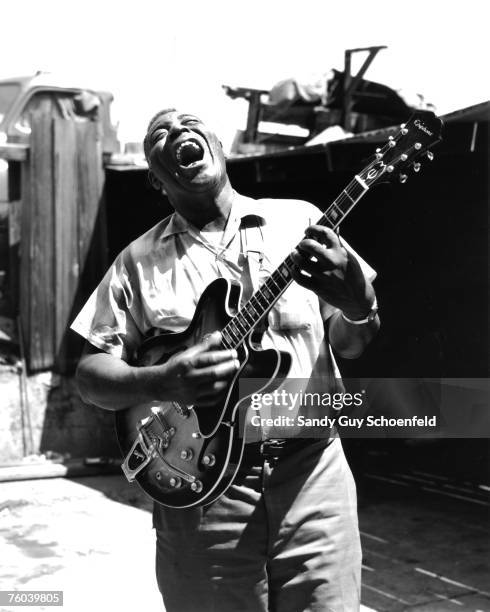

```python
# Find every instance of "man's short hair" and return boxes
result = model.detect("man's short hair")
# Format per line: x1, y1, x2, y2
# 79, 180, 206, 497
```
143, 108, 177, 161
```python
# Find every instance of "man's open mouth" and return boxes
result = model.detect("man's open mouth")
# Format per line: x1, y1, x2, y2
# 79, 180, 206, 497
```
175, 139, 205, 167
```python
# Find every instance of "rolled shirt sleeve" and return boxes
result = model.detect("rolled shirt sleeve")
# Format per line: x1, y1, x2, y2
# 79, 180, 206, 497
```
70, 251, 144, 362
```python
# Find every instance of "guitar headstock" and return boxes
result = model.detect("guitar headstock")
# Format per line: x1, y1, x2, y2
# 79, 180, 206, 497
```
359, 111, 443, 187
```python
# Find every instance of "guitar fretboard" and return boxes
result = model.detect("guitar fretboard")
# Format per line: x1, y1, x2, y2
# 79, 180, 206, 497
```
220, 175, 368, 349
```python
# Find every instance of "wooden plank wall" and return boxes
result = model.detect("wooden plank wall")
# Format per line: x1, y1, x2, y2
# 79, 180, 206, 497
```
20, 111, 107, 372
53, 119, 78, 369
76, 121, 106, 304
25, 110, 55, 370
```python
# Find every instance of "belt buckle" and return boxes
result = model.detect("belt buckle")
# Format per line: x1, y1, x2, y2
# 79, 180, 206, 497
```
260, 438, 286, 458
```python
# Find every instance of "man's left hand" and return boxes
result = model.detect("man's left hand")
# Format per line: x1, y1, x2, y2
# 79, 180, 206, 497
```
290, 225, 375, 320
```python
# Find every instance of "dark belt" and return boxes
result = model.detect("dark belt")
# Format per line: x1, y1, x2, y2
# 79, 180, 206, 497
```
243, 437, 328, 463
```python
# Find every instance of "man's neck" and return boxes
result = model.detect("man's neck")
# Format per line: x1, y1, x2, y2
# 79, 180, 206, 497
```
170, 182, 235, 232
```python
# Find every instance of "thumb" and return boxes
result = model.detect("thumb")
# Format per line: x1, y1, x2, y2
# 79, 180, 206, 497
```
199, 330, 222, 352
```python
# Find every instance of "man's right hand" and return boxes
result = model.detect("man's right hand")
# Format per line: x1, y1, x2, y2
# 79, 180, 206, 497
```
150, 331, 240, 406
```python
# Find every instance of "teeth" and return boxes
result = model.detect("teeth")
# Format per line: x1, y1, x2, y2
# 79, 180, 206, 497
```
176, 140, 201, 163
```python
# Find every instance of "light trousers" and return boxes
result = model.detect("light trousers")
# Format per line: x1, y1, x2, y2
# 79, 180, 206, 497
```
154, 438, 361, 612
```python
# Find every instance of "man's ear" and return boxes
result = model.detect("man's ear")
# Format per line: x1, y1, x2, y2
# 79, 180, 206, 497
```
148, 170, 167, 195
219, 141, 228, 161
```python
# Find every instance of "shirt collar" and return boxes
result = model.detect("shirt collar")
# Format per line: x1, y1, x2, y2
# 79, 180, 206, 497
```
160, 191, 265, 241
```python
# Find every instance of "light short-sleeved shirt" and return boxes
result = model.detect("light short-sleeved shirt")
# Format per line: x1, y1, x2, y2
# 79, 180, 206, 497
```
71, 192, 375, 437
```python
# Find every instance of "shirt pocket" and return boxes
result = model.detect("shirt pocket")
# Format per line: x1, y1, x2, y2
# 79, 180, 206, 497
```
268, 283, 319, 331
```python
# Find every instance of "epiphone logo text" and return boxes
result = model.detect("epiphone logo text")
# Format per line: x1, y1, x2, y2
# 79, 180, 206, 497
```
414, 119, 433, 136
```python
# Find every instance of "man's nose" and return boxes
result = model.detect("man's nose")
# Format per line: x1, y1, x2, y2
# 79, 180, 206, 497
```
168, 121, 190, 141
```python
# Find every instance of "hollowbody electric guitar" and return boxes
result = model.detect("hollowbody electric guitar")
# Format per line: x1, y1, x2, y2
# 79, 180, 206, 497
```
116, 111, 443, 508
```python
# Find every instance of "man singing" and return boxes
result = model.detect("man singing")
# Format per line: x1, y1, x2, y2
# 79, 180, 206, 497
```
72, 108, 380, 611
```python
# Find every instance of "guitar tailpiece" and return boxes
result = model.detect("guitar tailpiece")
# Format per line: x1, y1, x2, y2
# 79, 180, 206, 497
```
121, 412, 176, 482
121, 430, 154, 482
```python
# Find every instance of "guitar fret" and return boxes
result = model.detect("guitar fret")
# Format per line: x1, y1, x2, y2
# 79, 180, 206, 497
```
282, 258, 294, 275
226, 325, 240, 343
348, 179, 366, 201
251, 298, 267, 322
221, 334, 232, 349
260, 285, 272, 301
321, 214, 336, 229
234, 316, 247, 335
342, 190, 355, 204
268, 275, 282, 291
241, 305, 255, 325
251, 293, 266, 311
272, 274, 287, 292
276, 267, 289, 283
221, 326, 235, 348
247, 302, 259, 318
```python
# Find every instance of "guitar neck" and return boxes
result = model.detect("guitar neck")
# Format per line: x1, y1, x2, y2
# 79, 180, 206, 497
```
220, 174, 369, 350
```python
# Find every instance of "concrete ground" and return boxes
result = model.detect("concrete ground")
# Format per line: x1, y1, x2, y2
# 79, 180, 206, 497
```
0, 454, 489, 612
0, 476, 160, 612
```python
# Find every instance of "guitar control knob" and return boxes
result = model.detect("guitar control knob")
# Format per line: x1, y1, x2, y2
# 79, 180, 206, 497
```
413, 162, 421, 173
169, 476, 182, 488
202, 454, 216, 467
180, 449, 193, 461
192, 432, 201, 439
426, 151, 434, 161
399, 174, 408, 184
191, 480, 203, 493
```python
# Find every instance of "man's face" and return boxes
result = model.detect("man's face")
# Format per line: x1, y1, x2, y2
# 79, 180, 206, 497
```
146, 110, 227, 196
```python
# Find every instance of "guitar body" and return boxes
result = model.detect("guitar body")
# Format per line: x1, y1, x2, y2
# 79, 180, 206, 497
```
115, 277, 292, 508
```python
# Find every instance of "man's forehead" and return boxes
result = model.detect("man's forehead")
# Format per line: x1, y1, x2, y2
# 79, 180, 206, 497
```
150, 111, 201, 129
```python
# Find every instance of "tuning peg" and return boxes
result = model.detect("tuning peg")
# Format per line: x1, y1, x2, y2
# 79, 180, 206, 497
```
399, 174, 408, 183
400, 154, 408, 161
426, 151, 434, 161
386, 165, 394, 173
388, 136, 396, 148
400, 124, 408, 135
414, 142, 422, 150
375, 147, 384, 160
413, 162, 421, 172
